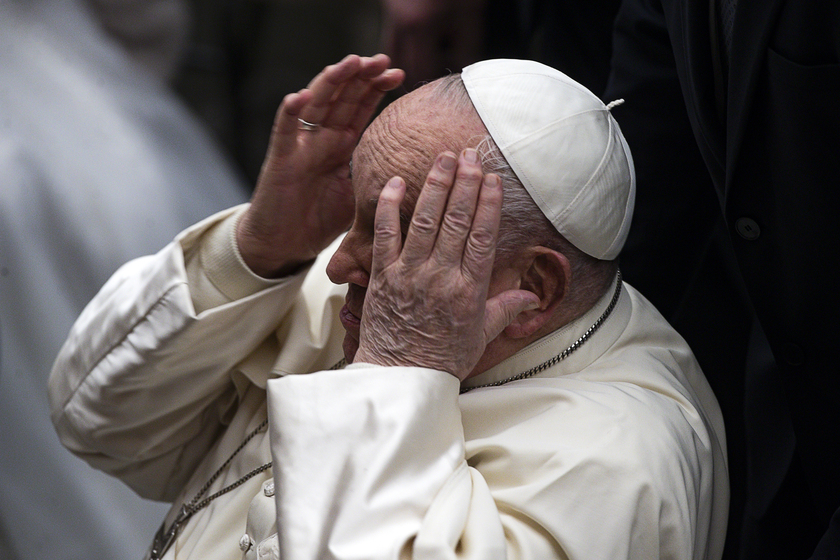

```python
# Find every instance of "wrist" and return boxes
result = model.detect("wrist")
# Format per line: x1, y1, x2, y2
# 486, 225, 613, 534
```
236, 213, 312, 278
354, 343, 462, 380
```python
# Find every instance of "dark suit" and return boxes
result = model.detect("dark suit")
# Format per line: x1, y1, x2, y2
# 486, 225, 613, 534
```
485, 0, 622, 95
605, 0, 840, 558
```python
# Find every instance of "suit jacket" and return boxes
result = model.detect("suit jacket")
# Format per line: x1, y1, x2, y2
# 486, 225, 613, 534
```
605, 0, 840, 557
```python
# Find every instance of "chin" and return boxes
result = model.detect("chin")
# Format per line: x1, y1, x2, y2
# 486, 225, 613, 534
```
343, 334, 359, 363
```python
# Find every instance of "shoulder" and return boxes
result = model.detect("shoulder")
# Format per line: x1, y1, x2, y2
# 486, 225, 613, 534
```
461, 281, 727, 557
463, 377, 714, 557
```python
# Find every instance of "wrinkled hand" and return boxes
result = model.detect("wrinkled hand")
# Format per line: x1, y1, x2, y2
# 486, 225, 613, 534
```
380, 0, 486, 88
237, 54, 404, 277
354, 150, 539, 381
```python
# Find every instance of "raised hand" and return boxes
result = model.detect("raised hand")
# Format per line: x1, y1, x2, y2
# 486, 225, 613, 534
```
237, 54, 404, 277
354, 149, 540, 381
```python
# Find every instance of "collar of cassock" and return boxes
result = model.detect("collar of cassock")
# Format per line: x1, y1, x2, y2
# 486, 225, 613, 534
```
459, 273, 629, 393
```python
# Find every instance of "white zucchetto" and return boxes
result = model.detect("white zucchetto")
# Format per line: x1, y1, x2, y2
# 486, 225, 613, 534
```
462, 59, 636, 260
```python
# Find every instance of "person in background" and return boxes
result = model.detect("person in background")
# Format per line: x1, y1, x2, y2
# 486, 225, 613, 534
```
171, 0, 382, 185
379, 0, 621, 94
604, 0, 840, 557
0, 1, 246, 558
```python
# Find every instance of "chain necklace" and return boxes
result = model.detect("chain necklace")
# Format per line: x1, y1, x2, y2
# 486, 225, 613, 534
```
148, 358, 347, 560
148, 273, 621, 557
148, 421, 271, 559
460, 270, 623, 394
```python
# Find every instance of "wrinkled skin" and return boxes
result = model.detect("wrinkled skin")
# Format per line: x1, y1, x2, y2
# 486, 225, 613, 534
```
237, 54, 404, 278
347, 152, 538, 380
238, 54, 537, 381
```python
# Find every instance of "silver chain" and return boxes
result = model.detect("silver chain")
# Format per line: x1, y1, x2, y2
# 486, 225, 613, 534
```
149, 420, 271, 559
460, 270, 623, 394
148, 358, 347, 559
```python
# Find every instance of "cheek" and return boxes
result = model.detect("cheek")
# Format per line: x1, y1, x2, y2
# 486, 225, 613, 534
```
343, 334, 359, 363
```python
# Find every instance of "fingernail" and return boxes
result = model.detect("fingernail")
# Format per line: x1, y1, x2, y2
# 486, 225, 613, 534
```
464, 148, 479, 163
387, 176, 403, 189
486, 174, 501, 189
440, 153, 456, 170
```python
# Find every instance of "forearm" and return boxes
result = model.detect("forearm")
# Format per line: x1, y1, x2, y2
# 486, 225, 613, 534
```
48, 206, 309, 499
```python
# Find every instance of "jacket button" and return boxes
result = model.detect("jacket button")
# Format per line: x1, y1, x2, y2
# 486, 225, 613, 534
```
239, 534, 253, 552
735, 217, 761, 240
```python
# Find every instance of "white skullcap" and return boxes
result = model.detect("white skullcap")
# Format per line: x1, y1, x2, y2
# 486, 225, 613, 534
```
461, 59, 636, 260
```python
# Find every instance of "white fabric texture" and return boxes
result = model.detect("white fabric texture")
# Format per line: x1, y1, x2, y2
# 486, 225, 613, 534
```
462, 59, 636, 260
50, 208, 728, 560
0, 2, 246, 558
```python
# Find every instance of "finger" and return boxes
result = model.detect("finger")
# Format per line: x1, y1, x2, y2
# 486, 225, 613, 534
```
432, 148, 484, 267
461, 173, 503, 283
400, 152, 458, 267
371, 177, 407, 276
267, 89, 314, 158
357, 53, 393, 79
370, 67, 405, 92
299, 55, 362, 126
348, 69, 405, 133
323, 81, 374, 129
323, 55, 390, 129
483, 290, 541, 345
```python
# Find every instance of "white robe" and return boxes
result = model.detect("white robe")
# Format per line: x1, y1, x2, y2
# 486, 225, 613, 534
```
0, 3, 246, 558
50, 206, 729, 560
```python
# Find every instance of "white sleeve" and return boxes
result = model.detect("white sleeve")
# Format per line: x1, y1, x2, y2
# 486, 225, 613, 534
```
267, 365, 509, 560
48, 206, 310, 501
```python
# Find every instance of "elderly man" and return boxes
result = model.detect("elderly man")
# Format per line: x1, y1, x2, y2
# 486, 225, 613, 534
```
50, 54, 728, 559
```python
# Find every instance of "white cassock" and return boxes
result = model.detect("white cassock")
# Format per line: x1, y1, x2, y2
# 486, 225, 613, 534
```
0, 1, 247, 558
50, 206, 729, 560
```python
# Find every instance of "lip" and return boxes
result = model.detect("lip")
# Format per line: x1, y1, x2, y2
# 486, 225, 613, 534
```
339, 304, 361, 333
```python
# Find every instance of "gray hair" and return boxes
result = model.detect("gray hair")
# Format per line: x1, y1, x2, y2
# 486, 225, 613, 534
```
429, 74, 618, 310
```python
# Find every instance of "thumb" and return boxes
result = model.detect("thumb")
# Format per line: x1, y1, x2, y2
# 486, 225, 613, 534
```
483, 290, 541, 344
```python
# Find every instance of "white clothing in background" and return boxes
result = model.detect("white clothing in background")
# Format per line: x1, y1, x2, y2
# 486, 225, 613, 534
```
0, 1, 246, 558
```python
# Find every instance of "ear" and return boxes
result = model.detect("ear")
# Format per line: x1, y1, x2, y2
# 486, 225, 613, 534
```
503, 247, 571, 339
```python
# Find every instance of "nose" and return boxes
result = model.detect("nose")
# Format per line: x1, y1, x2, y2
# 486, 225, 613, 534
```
326, 230, 371, 287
